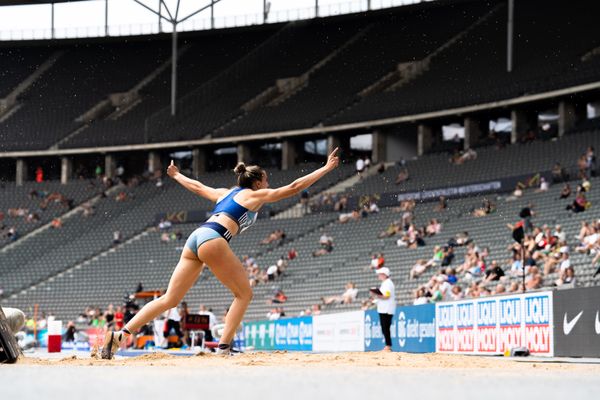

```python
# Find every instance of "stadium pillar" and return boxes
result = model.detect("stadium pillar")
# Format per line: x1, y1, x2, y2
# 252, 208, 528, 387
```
105, 155, 116, 179
511, 109, 535, 143
192, 148, 206, 176
372, 130, 387, 164
15, 159, 27, 187
282, 140, 298, 171
464, 117, 481, 150
417, 124, 433, 156
60, 157, 72, 185
148, 151, 162, 174
558, 101, 585, 137
237, 143, 252, 164
327, 134, 349, 156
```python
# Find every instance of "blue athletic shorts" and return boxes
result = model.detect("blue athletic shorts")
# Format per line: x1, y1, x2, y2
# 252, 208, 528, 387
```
185, 222, 232, 253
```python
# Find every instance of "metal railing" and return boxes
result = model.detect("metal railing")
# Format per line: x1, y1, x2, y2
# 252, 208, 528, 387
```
0, 0, 432, 41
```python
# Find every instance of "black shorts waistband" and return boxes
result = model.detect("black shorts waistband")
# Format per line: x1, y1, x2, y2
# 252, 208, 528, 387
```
202, 221, 233, 242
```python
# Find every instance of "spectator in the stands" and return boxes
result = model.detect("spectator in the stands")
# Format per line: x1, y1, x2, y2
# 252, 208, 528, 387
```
449, 285, 464, 301
300, 189, 310, 213
559, 183, 572, 199
158, 219, 172, 230
505, 184, 524, 201
51, 218, 62, 229
313, 235, 333, 256
395, 167, 409, 184
586, 146, 596, 177
267, 307, 284, 321
413, 287, 430, 305
526, 267, 544, 290
35, 166, 44, 183
379, 220, 401, 238
113, 230, 122, 244
441, 246, 455, 267
410, 260, 429, 279
434, 196, 448, 212
266, 264, 279, 281
338, 209, 361, 223
287, 248, 298, 260
261, 229, 286, 244
369, 253, 385, 271
472, 198, 496, 217
510, 252, 524, 276
552, 162, 569, 183
322, 282, 358, 305
555, 266, 576, 287
334, 195, 348, 212
493, 284, 506, 295
270, 289, 287, 304
356, 157, 365, 178
566, 191, 588, 213
448, 231, 470, 247
484, 260, 505, 282
425, 219, 442, 236
276, 256, 288, 275
535, 177, 549, 192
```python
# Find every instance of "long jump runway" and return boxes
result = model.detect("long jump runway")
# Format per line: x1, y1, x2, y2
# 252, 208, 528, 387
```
2, 352, 599, 400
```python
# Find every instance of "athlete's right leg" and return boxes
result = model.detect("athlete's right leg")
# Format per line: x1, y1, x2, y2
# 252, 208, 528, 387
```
198, 238, 253, 349
102, 247, 203, 358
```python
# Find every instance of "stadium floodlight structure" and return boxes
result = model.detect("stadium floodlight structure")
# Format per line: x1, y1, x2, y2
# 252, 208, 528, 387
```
133, 0, 224, 116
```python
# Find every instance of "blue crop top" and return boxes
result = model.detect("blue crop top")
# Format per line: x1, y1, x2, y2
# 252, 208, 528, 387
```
211, 187, 258, 233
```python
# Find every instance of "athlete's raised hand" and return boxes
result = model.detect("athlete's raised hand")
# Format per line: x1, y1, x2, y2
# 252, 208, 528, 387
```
167, 160, 179, 178
325, 147, 340, 171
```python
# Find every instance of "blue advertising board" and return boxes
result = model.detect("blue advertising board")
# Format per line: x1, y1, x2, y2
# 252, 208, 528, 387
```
274, 316, 313, 351
364, 304, 435, 353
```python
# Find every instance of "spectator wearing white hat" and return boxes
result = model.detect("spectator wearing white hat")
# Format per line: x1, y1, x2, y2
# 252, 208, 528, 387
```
372, 267, 395, 352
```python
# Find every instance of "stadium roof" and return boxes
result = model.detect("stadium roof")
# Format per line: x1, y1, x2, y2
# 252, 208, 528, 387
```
0, 0, 87, 5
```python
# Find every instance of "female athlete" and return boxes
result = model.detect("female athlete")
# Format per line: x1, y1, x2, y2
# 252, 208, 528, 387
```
102, 148, 340, 358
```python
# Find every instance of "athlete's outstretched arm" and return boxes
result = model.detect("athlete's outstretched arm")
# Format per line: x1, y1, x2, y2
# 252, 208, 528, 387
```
253, 147, 340, 204
167, 160, 228, 202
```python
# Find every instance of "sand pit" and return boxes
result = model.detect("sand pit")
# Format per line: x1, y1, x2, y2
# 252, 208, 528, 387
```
14, 351, 600, 372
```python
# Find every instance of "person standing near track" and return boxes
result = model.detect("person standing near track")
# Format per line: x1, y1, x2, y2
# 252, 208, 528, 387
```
373, 267, 395, 352
101, 148, 340, 358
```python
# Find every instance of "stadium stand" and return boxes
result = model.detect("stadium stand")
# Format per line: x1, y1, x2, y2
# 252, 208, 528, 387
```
1, 1, 597, 149
2, 0, 600, 339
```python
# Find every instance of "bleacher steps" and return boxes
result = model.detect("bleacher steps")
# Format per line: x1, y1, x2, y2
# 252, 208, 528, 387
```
0, 50, 64, 119
273, 163, 387, 219
0, 183, 124, 255
358, 3, 504, 95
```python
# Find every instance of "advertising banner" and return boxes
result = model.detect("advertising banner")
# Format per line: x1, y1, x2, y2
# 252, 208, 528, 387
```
553, 286, 600, 357
436, 291, 553, 356
313, 311, 364, 352
364, 305, 435, 353
243, 320, 276, 351
274, 317, 313, 351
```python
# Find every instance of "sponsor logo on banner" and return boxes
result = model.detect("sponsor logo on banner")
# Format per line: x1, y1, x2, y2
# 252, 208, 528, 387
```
243, 320, 275, 350
456, 303, 475, 352
498, 297, 522, 353
313, 311, 365, 352
437, 304, 455, 352
274, 317, 313, 351
477, 300, 497, 352
436, 291, 553, 356
524, 295, 551, 353
554, 287, 600, 357
366, 305, 435, 353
